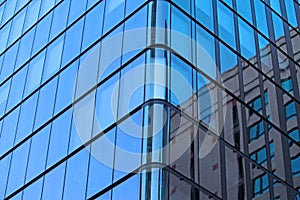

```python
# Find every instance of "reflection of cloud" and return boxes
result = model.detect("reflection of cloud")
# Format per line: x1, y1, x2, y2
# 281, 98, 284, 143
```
108, 0, 124, 13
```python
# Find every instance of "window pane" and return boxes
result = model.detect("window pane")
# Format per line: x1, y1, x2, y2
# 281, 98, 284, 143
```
6, 141, 30, 196
87, 128, 115, 198
14, 94, 38, 145
23, 0, 41, 31
6, 67, 27, 110
103, 0, 125, 34
41, 163, 66, 200
42, 36, 64, 82
15, 28, 35, 67
24, 52, 45, 97
0, 108, 19, 156
61, 19, 84, 66
195, 0, 213, 31
49, 0, 70, 41
63, 149, 89, 199
54, 61, 78, 114
33, 77, 58, 129
67, 0, 87, 25
82, 2, 104, 50
25, 125, 51, 182
46, 109, 72, 168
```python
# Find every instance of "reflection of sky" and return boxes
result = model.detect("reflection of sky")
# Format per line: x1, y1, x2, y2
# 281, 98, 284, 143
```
108, 0, 124, 13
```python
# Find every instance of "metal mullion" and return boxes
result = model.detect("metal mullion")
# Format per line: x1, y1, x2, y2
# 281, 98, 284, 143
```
231, 0, 253, 199
213, 0, 228, 199
279, 0, 300, 141
264, 0, 295, 198
250, 0, 275, 199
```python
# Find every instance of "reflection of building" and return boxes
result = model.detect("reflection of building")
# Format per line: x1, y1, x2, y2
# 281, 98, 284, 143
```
0, 0, 299, 200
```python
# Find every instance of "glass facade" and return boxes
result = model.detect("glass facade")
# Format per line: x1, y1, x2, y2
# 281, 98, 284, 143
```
0, 0, 299, 199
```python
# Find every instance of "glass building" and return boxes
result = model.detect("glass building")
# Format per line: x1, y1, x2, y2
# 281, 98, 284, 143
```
0, 0, 299, 199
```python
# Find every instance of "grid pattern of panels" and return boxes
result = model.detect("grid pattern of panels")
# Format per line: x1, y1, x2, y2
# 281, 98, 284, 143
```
0, 0, 299, 200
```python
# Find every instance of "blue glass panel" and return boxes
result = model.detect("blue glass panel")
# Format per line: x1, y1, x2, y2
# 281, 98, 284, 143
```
236, 0, 252, 22
196, 26, 216, 78
0, 155, 11, 199
23, 0, 41, 31
63, 148, 89, 199
54, 61, 78, 114
23, 52, 45, 97
33, 77, 58, 129
171, 7, 192, 61
172, 0, 190, 13
39, 0, 56, 18
87, 0, 98, 9
0, 107, 20, 156
218, 2, 236, 49
285, 0, 297, 27
67, 0, 87, 25
0, 22, 10, 53
61, 18, 84, 67
15, 28, 35, 67
238, 19, 256, 59
121, 7, 147, 65
170, 54, 193, 108
14, 94, 38, 143
6, 141, 30, 196
31, 13, 52, 55
87, 128, 115, 198
1, 43, 19, 80
41, 163, 66, 200
0, 80, 10, 116
112, 174, 140, 200
272, 13, 285, 40
113, 111, 143, 181
6, 67, 27, 110
125, 0, 145, 16
46, 109, 72, 168
118, 56, 145, 119
49, 0, 70, 41
220, 43, 237, 73
8, 9, 26, 45
270, 0, 282, 15
68, 117, 83, 153
1, 1, 17, 25
25, 125, 51, 182
82, 2, 104, 50
23, 178, 43, 199
98, 26, 123, 81
94, 74, 119, 134
195, 0, 213, 31
15, 0, 29, 11
103, 0, 125, 34
42, 36, 64, 82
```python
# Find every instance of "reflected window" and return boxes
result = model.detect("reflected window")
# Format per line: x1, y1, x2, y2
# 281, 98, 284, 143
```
248, 120, 264, 143
291, 155, 300, 176
281, 77, 293, 92
250, 146, 267, 166
252, 173, 269, 197
285, 101, 297, 120
289, 129, 300, 146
